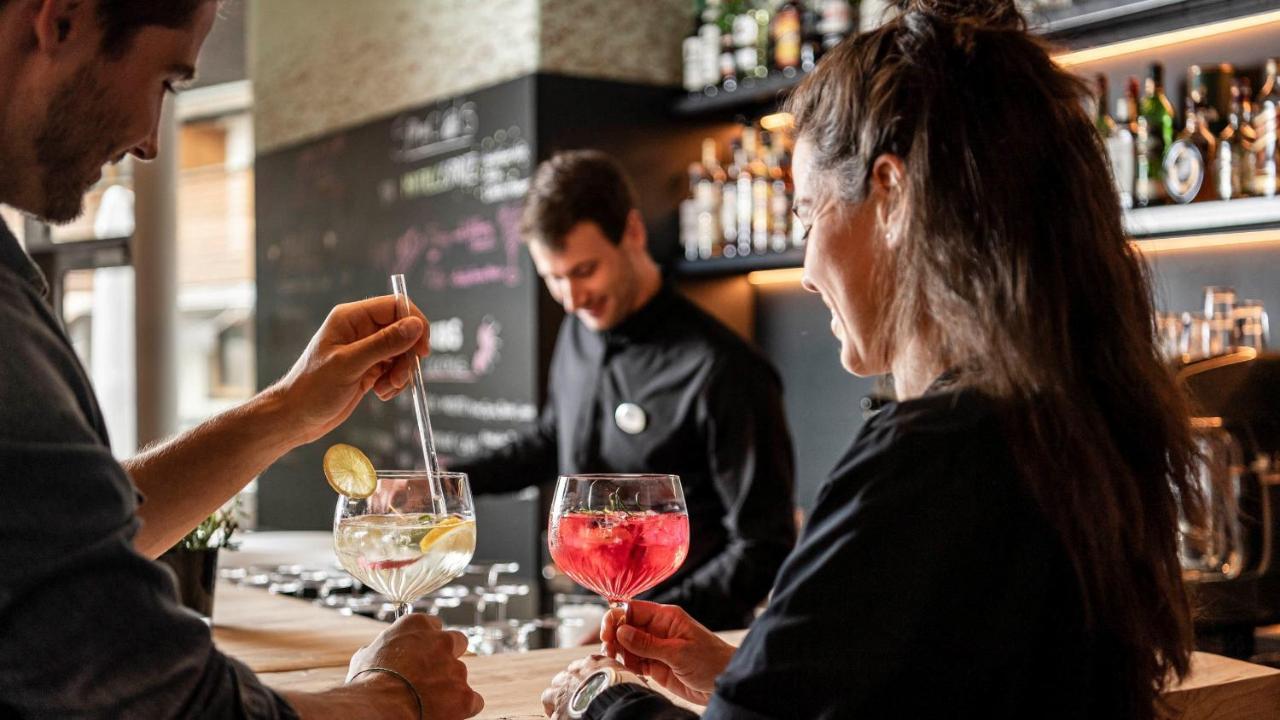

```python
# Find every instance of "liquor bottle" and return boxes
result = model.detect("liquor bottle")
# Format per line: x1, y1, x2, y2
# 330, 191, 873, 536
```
1137, 64, 1175, 206
719, 1, 739, 89
1238, 78, 1259, 197
752, 4, 770, 80
820, 0, 854, 50
1217, 81, 1255, 201
751, 130, 772, 254
683, 2, 705, 93
735, 128, 754, 256
1125, 76, 1141, 136
1164, 97, 1215, 205
1094, 74, 1114, 137
768, 133, 794, 252
680, 164, 701, 261
732, 1, 760, 81
721, 138, 741, 257
1108, 98, 1135, 210
696, 138, 723, 258
773, 0, 802, 74
800, 0, 822, 72
699, 0, 723, 91
1253, 58, 1279, 197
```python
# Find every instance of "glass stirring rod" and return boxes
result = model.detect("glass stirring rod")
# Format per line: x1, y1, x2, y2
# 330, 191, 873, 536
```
390, 273, 445, 517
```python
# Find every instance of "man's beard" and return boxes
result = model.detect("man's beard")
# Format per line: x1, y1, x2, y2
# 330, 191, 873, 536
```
34, 65, 116, 224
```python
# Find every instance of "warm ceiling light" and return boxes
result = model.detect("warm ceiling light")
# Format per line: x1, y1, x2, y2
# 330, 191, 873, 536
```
747, 267, 805, 286
1053, 10, 1280, 67
759, 112, 795, 131
1131, 230, 1280, 254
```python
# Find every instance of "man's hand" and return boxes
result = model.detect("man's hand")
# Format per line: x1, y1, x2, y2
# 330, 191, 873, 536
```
541, 655, 636, 720
347, 613, 483, 720
272, 295, 430, 446
600, 602, 734, 706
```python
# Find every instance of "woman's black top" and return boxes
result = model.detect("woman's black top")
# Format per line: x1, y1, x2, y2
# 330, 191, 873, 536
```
588, 383, 1124, 719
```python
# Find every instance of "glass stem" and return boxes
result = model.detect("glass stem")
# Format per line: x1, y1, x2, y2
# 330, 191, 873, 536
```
395, 601, 412, 620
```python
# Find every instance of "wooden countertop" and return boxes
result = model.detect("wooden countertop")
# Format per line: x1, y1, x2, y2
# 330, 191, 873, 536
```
213, 582, 1280, 719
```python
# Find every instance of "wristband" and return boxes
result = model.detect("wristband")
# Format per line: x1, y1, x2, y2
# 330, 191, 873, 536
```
350, 666, 424, 720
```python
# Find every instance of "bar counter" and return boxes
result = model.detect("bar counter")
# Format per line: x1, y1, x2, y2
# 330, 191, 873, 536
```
212, 582, 1280, 719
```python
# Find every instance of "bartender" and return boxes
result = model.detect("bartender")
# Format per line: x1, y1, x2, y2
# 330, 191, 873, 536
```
453, 150, 797, 631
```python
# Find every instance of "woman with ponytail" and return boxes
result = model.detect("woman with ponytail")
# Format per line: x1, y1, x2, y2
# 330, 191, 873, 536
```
542, 1, 1199, 717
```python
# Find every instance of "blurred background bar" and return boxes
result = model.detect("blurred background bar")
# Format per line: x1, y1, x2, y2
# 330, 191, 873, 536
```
6, 0, 1280, 660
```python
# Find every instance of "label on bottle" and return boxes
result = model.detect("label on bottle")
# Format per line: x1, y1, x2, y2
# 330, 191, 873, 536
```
752, 176, 770, 254
1252, 101, 1278, 197
770, 179, 791, 252
1216, 139, 1236, 200
1106, 131, 1134, 209
733, 13, 758, 48
821, 0, 853, 35
699, 25, 721, 89
683, 37, 703, 93
773, 10, 801, 69
719, 49, 736, 83
720, 183, 737, 244
695, 179, 721, 243
1163, 139, 1205, 204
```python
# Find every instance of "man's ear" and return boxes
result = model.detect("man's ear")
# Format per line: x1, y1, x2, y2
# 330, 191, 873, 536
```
31, 0, 91, 57
621, 208, 648, 253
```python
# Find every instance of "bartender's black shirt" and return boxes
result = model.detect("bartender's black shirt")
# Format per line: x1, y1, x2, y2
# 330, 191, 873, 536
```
456, 283, 797, 630
587, 382, 1124, 719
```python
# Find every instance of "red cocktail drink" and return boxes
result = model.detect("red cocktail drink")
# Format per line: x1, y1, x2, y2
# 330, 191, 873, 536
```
550, 510, 690, 603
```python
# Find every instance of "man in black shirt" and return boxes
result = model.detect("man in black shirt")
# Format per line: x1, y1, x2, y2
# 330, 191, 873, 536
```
454, 151, 797, 630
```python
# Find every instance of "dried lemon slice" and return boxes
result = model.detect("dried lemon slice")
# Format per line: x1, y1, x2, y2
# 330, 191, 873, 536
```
323, 444, 376, 499
419, 515, 471, 553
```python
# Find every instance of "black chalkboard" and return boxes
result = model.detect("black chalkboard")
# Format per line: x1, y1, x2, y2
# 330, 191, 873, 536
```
255, 78, 541, 531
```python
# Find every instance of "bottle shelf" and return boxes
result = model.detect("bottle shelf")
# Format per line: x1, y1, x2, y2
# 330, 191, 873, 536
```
672, 69, 813, 117
675, 199, 1280, 278
1035, 0, 1279, 51
1126, 197, 1280, 238
674, 247, 805, 277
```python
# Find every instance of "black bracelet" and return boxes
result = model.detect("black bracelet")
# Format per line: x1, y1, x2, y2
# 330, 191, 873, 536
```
350, 666, 424, 720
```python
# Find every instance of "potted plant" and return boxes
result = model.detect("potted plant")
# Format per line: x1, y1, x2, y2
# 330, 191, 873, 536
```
157, 504, 239, 620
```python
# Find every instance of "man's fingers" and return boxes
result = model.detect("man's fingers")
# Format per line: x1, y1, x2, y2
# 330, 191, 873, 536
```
340, 317, 424, 375
448, 630, 470, 657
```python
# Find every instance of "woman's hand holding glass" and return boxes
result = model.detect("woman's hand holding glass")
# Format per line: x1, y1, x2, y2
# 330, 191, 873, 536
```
600, 601, 736, 706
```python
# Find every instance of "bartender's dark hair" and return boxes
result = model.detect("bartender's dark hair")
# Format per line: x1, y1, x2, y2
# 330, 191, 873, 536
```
787, 0, 1198, 717
0, 0, 217, 59
521, 150, 637, 250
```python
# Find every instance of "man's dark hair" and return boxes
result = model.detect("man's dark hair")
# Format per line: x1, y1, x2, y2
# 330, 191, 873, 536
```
0, 0, 216, 58
520, 149, 636, 250
97, 0, 217, 59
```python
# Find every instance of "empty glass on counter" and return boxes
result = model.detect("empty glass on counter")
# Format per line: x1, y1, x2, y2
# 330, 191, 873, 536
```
1234, 299, 1269, 351
1181, 312, 1210, 362
1179, 422, 1246, 581
1156, 312, 1183, 362
1204, 286, 1238, 355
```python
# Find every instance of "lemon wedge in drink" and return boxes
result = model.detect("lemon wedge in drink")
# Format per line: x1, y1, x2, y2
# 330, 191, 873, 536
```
419, 515, 471, 553
323, 443, 376, 499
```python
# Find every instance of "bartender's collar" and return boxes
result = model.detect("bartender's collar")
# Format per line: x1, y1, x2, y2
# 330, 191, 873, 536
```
0, 214, 49, 299
599, 281, 676, 347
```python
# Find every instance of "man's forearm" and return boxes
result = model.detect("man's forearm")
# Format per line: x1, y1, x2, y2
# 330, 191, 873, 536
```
124, 387, 301, 559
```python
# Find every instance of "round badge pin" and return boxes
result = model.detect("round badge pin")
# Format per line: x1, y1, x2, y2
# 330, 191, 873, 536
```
614, 402, 647, 435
